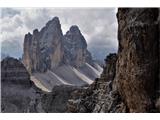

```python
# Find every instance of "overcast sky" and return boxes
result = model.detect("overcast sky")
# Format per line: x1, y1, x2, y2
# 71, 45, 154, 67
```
0, 8, 118, 60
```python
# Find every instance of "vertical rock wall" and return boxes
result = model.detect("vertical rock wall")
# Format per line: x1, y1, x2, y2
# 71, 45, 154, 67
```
115, 8, 159, 112
23, 17, 64, 73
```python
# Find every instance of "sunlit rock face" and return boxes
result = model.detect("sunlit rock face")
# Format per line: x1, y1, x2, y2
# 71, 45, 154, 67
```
115, 8, 159, 112
23, 17, 64, 73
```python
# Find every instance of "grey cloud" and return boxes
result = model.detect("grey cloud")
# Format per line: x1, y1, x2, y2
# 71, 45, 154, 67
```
1, 8, 118, 60
1, 8, 20, 18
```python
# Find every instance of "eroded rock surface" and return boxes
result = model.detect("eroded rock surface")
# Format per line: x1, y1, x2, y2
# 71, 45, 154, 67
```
1, 57, 81, 113
23, 17, 64, 73
115, 8, 159, 112
67, 54, 127, 113
63, 25, 92, 67
67, 8, 160, 113
1, 57, 42, 112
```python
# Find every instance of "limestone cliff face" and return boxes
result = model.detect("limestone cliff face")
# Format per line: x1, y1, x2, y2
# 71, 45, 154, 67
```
23, 17, 64, 73
115, 8, 159, 112
23, 17, 93, 74
64, 25, 92, 67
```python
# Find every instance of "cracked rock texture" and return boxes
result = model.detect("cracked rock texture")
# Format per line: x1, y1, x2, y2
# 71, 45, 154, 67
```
67, 54, 127, 113
23, 17, 93, 73
115, 8, 159, 112
23, 17, 64, 73
67, 8, 160, 113
1, 57, 80, 113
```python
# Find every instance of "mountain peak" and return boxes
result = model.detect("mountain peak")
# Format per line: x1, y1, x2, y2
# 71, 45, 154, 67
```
69, 25, 80, 33
46, 16, 60, 27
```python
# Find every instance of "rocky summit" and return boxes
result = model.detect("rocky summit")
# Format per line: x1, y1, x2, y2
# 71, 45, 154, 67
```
22, 17, 102, 92
63, 25, 92, 67
23, 17, 64, 73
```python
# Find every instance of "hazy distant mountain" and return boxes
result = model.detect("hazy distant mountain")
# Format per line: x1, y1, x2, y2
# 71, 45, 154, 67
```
1, 40, 23, 58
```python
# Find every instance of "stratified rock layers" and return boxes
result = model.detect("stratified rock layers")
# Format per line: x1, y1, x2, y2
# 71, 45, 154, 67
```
115, 8, 159, 112
1, 57, 36, 112
1, 57, 80, 113
1, 57, 31, 86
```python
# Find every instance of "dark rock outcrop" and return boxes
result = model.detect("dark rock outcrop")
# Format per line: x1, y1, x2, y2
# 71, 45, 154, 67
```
67, 54, 127, 112
1, 57, 81, 113
1, 57, 31, 86
1, 57, 41, 112
40, 85, 80, 113
115, 8, 159, 112
67, 8, 160, 113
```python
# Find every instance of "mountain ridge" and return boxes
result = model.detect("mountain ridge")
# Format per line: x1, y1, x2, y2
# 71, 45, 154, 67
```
22, 16, 102, 91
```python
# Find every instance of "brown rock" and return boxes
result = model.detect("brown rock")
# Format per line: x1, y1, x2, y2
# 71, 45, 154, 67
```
67, 53, 127, 113
115, 8, 159, 112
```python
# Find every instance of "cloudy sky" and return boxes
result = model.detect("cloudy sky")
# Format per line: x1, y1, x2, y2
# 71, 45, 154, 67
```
0, 8, 118, 60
